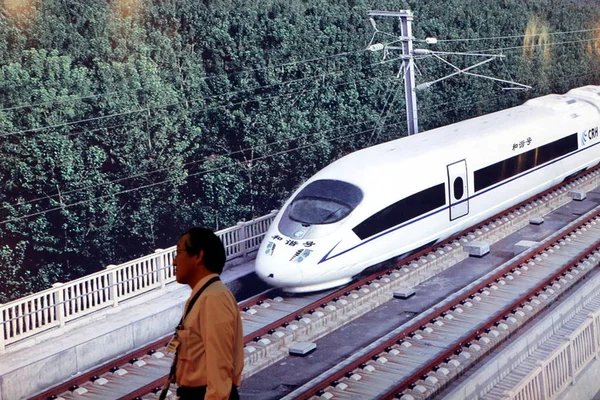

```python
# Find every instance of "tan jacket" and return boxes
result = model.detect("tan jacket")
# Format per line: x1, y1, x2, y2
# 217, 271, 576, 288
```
176, 274, 244, 399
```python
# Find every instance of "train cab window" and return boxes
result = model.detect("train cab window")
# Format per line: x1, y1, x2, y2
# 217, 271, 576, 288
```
288, 179, 363, 225
353, 183, 446, 240
453, 177, 464, 199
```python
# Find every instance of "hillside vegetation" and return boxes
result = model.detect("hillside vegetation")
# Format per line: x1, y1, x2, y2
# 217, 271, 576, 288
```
1, 0, 599, 301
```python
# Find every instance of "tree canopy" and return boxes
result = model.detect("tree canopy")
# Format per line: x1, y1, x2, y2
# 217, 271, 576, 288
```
1, 0, 599, 301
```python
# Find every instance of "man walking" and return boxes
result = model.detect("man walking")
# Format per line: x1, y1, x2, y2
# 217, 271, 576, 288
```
163, 227, 244, 400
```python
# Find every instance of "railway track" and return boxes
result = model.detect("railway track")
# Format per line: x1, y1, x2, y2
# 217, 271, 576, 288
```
285, 205, 600, 400
34, 167, 600, 400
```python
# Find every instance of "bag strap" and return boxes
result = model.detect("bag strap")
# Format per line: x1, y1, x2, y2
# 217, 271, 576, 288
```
159, 276, 220, 400
179, 276, 221, 326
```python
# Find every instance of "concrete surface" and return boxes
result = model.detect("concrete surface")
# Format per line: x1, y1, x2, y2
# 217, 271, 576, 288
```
0, 257, 259, 400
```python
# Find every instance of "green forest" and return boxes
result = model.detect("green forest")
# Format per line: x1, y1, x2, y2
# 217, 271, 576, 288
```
1, 0, 599, 302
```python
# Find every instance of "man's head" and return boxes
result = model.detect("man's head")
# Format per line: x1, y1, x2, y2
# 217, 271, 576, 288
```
174, 227, 226, 286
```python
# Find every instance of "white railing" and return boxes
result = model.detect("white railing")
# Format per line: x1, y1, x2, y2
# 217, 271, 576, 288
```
0, 211, 277, 351
504, 307, 600, 400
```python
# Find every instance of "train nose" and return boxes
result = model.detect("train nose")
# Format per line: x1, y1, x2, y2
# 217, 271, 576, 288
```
255, 260, 303, 288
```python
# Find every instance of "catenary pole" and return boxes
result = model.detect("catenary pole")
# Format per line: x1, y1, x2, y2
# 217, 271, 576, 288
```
368, 10, 418, 135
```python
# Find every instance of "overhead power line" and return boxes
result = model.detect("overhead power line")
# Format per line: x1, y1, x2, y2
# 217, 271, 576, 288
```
2, 34, 596, 138
5, 63, 598, 216
0, 64, 395, 138
433, 27, 600, 43
474, 37, 600, 54
0, 124, 392, 226
0, 49, 366, 113
1, 91, 120, 112
1, 116, 389, 212
3, 67, 598, 226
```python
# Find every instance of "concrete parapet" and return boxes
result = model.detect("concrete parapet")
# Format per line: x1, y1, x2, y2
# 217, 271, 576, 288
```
0, 283, 188, 400
443, 268, 600, 400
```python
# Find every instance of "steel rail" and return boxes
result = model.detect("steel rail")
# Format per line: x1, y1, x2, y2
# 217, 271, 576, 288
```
292, 210, 600, 400
34, 165, 600, 400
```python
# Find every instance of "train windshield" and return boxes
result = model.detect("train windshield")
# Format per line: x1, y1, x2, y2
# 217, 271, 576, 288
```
288, 179, 363, 225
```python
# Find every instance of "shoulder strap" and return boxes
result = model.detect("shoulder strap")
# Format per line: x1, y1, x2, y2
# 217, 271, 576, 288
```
180, 276, 220, 325
160, 275, 221, 400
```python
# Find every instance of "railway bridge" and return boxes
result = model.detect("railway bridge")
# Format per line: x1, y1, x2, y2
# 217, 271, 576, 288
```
2, 194, 600, 400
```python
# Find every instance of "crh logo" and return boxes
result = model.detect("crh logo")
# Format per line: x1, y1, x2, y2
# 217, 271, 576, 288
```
581, 127, 599, 147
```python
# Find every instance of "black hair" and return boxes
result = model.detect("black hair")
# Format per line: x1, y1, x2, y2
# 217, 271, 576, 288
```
180, 227, 226, 274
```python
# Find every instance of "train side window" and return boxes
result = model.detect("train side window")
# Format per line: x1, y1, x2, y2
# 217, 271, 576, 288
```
453, 177, 464, 199
352, 183, 445, 240
474, 133, 578, 192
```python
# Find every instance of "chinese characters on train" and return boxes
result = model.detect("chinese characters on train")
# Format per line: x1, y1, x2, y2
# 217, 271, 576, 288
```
512, 137, 532, 151
271, 235, 315, 248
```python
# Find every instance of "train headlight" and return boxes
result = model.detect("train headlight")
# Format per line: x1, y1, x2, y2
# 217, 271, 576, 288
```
265, 242, 276, 256
291, 249, 312, 263
293, 230, 306, 239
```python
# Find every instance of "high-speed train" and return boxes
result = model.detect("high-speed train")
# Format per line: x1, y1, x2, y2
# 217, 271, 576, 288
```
255, 85, 600, 293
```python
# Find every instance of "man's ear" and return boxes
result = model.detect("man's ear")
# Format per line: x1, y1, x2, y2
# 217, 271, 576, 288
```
193, 249, 204, 266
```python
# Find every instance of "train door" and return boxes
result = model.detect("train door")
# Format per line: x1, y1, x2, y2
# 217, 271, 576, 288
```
447, 160, 469, 221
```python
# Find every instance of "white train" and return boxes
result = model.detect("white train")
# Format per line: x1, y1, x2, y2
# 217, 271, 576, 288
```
255, 86, 600, 292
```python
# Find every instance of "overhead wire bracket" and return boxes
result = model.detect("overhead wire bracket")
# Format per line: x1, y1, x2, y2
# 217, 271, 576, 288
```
414, 50, 531, 91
